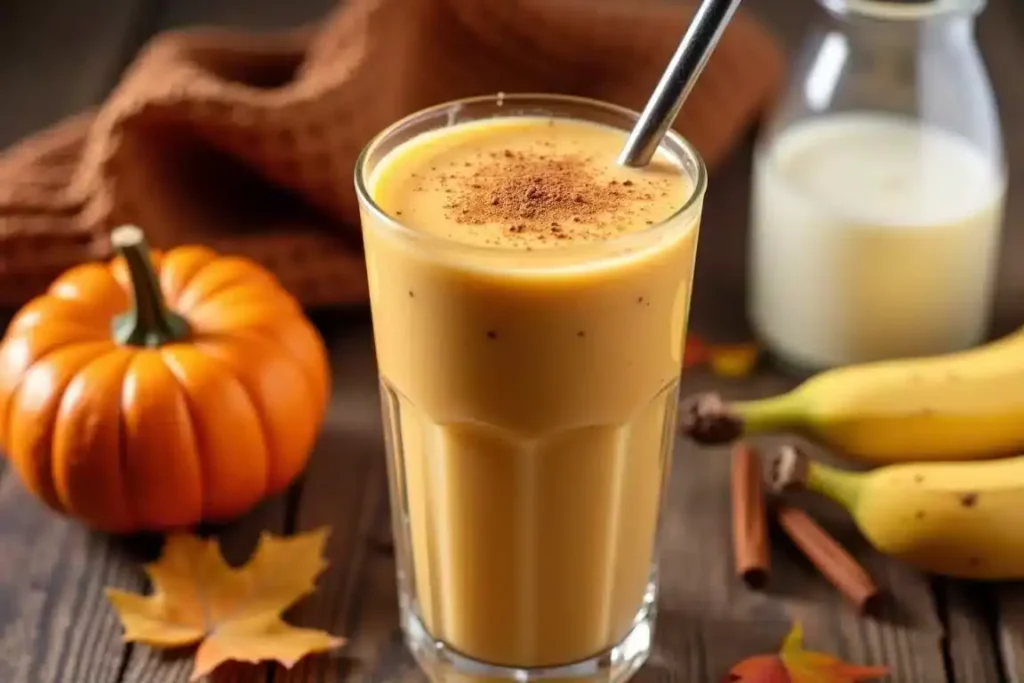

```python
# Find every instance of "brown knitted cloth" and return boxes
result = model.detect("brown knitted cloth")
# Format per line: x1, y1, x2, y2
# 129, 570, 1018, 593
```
0, 0, 783, 309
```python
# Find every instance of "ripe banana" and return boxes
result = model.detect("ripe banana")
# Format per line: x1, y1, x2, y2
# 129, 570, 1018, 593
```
680, 326, 1024, 464
771, 445, 1024, 580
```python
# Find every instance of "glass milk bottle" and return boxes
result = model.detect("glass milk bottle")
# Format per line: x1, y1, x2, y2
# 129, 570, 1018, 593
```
750, 0, 1006, 372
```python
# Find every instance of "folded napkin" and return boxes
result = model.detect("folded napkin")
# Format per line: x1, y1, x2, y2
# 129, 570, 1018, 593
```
0, 0, 783, 309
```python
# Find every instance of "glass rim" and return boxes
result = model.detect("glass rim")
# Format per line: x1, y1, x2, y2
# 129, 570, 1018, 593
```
353, 93, 707, 263
819, 0, 984, 20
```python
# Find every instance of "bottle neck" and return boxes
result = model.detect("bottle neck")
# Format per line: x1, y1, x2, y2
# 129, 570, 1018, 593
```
818, 0, 979, 42
818, 0, 984, 19
819, 3, 977, 67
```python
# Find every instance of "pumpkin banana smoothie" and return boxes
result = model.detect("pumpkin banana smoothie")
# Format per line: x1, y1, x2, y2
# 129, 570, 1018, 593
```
356, 96, 704, 682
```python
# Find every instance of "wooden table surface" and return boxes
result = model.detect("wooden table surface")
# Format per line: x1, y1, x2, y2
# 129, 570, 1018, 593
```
2, 0, 1024, 681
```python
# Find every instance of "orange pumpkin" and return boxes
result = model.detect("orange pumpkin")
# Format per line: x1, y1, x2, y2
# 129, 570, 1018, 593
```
0, 225, 330, 533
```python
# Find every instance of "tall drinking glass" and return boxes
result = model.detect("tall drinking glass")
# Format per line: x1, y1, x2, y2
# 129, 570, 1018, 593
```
354, 94, 705, 683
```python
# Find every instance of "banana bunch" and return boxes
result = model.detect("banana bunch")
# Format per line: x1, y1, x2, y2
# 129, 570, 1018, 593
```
681, 326, 1024, 464
772, 446, 1024, 580
678, 327, 1024, 580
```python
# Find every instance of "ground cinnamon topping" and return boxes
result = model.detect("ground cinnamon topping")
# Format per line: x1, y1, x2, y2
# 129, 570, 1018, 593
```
439, 149, 654, 241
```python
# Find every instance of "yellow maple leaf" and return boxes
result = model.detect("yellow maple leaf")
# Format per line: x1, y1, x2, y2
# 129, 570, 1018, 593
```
708, 343, 760, 378
780, 622, 889, 683
724, 622, 888, 682
106, 527, 344, 681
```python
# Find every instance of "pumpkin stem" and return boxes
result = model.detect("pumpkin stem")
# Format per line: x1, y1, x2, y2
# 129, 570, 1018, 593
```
111, 225, 190, 347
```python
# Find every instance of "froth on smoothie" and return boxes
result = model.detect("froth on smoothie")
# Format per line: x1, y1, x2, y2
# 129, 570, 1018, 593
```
369, 117, 694, 248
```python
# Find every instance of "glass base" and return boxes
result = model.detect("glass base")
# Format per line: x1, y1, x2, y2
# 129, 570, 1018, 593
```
400, 585, 657, 683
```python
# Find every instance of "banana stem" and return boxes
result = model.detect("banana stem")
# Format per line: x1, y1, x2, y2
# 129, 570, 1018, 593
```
805, 462, 865, 512
734, 392, 806, 434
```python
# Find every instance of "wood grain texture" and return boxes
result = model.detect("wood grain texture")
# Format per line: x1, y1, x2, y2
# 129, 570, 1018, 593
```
277, 321, 389, 683
996, 585, 1024, 682
937, 581, 1004, 683
0, 471, 142, 682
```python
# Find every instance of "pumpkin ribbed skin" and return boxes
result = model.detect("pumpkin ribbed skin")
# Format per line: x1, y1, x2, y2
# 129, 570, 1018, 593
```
0, 241, 330, 533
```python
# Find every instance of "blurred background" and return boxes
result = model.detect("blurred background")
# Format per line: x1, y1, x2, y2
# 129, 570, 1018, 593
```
1, 0, 1021, 347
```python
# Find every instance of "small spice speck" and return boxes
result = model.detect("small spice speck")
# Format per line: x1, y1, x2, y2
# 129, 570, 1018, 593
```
487, 331, 498, 340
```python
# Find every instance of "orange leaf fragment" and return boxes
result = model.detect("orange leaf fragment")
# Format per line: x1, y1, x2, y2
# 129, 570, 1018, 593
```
106, 527, 344, 681
724, 622, 888, 682
684, 334, 710, 368
708, 343, 760, 378
724, 653, 791, 681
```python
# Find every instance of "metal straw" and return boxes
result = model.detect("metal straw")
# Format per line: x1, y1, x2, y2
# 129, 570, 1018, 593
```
618, 0, 745, 167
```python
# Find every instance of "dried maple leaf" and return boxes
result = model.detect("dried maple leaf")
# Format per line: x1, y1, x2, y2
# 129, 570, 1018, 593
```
106, 527, 344, 681
724, 622, 888, 682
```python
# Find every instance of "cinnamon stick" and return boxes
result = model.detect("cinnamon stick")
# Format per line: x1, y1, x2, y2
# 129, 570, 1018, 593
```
775, 505, 882, 614
731, 443, 770, 588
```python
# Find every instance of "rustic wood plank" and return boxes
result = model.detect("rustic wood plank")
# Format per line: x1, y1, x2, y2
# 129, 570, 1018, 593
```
0, 471, 144, 682
277, 318, 390, 682
0, 0, 152, 148
996, 585, 1024, 682
337, 481, 423, 683
936, 580, 1004, 683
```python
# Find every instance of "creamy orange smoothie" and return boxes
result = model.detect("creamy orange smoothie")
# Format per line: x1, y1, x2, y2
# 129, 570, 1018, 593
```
357, 97, 703, 676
